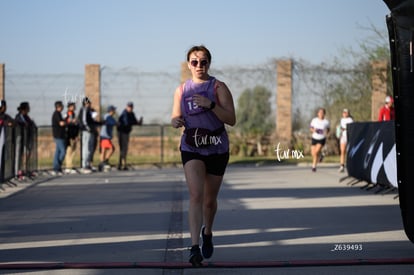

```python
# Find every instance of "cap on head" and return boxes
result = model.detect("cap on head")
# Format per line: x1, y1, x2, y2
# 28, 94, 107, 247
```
82, 97, 91, 105
343, 108, 349, 113
107, 105, 116, 112
385, 96, 393, 103
18, 102, 30, 111
127, 102, 134, 107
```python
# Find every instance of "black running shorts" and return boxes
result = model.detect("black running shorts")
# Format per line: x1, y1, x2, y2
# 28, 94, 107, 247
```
311, 138, 326, 146
181, 151, 230, 176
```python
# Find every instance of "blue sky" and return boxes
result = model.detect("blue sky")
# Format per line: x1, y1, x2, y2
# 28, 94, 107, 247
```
0, 0, 391, 74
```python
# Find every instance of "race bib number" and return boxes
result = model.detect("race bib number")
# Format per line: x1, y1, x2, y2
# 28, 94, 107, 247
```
184, 91, 208, 115
315, 128, 324, 135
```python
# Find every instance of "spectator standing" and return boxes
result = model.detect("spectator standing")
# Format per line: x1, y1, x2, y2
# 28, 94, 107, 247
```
64, 102, 79, 174
338, 108, 353, 172
0, 100, 14, 182
51, 101, 66, 175
378, 95, 395, 121
14, 102, 36, 178
310, 108, 330, 172
88, 108, 100, 169
78, 97, 94, 174
99, 105, 117, 172
15, 102, 35, 127
0, 100, 14, 127
117, 102, 143, 170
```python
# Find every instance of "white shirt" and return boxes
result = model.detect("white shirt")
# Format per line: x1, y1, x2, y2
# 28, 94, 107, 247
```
310, 117, 330, 140
340, 117, 353, 137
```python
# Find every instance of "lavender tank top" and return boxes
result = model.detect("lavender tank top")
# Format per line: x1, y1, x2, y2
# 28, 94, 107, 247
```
180, 77, 229, 155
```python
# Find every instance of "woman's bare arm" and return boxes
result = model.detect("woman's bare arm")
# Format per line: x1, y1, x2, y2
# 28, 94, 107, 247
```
171, 85, 185, 128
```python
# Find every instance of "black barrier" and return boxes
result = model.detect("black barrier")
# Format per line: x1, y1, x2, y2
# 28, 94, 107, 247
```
347, 121, 397, 188
385, 0, 414, 243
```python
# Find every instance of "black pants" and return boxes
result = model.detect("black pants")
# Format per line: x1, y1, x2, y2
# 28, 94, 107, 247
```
118, 131, 130, 167
88, 131, 98, 164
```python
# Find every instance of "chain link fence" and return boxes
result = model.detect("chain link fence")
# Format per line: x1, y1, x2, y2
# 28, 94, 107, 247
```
4, 59, 373, 168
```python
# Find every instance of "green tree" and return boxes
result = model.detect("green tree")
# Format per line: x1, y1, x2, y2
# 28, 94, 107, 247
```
325, 24, 391, 125
235, 85, 274, 155
296, 24, 391, 129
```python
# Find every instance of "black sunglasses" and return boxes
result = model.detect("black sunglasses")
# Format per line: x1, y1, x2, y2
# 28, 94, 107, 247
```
190, 60, 208, 67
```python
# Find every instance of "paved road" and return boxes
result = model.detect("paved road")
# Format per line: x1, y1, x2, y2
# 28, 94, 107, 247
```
0, 164, 413, 274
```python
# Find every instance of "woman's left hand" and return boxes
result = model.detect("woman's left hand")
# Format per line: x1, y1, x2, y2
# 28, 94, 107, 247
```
193, 94, 211, 109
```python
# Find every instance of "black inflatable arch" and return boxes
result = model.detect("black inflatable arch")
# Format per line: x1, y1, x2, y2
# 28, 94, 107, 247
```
385, 0, 414, 243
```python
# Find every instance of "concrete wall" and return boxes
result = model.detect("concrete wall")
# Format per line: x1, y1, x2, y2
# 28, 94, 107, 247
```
276, 59, 293, 145
85, 64, 101, 115
181, 61, 191, 83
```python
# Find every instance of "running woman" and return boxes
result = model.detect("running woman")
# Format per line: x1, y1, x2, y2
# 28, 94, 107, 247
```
310, 108, 330, 172
338, 108, 353, 172
171, 45, 236, 267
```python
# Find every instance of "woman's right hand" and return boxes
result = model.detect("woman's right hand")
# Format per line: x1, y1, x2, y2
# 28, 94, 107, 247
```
171, 116, 185, 128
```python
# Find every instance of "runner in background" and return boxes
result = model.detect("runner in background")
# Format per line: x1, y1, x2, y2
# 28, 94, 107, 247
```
310, 108, 330, 172
338, 108, 353, 172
